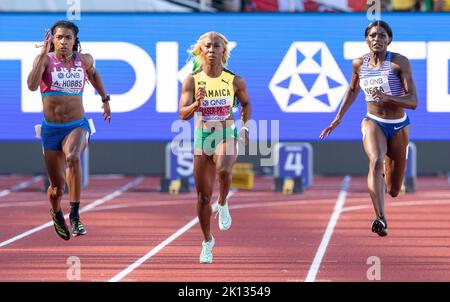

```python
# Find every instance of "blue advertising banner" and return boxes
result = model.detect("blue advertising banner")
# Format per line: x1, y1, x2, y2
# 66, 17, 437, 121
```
1, 13, 449, 141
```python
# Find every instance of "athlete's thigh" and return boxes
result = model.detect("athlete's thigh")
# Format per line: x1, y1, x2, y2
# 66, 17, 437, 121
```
194, 154, 216, 196
361, 118, 387, 160
62, 128, 88, 157
213, 139, 237, 171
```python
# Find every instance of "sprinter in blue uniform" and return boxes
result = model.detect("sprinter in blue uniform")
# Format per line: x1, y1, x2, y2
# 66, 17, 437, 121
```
320, 21, 418, 236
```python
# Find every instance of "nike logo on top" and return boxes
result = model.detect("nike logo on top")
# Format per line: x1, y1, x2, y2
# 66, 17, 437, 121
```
394, 126, 403, 130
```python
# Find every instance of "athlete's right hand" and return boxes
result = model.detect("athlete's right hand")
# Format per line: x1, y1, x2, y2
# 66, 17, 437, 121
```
319, 118, 341, 139
194, 86, 205, 110
40, 29, 51, 56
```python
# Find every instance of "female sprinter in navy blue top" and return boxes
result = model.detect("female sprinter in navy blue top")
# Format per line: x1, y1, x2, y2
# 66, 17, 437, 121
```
320, 21, 418, 236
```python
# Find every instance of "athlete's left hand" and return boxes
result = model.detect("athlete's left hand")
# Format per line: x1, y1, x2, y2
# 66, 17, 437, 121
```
239, 127, 249, 145
102, 101, 111, 124
371, 88, 387, 103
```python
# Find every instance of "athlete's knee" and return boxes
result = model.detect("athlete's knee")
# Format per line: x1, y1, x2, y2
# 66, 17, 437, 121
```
197, 193, 212, 206
47, 184, 64, 199
66, 153, 80, 169
388, 187, 401, 198
216, 166, 232, 180
368, 156, 384, 173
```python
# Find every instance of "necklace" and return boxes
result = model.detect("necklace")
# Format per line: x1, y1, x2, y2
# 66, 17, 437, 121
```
56, 52, 73, 63
65, 52, 73, 62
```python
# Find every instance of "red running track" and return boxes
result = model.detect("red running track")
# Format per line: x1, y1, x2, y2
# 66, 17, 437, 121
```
0, 175, 449, 282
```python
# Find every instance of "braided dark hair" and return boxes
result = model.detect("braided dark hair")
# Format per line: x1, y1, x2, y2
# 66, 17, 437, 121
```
49, 20, 81, 52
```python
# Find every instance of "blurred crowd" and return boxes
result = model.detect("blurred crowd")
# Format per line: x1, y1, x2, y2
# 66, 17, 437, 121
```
1, 0, 449, 13
207, 0, 450, 12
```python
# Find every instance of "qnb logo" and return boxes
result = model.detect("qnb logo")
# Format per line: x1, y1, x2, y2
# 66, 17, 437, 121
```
344, 41, 450, 112
269, 42, 348, 112
365, 78, 384, 85
0, 41, 236, 113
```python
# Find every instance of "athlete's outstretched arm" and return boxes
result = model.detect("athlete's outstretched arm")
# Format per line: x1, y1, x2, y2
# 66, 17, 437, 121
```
27, 30, 50, 91
82, 53, 111, 123
179, 75, 201, 121
320, 57, 363, 139
371, 54, 417, 110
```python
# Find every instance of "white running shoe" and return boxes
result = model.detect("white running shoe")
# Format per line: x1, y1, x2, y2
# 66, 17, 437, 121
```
199, 235, 215, 264
216, 202, 232, 231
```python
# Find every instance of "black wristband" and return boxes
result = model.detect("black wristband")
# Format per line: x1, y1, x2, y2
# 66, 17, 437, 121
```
101, 95, 110, 103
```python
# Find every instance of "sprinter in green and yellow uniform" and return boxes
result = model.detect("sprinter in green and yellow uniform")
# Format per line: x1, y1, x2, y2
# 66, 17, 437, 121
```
179, 32, 251, 263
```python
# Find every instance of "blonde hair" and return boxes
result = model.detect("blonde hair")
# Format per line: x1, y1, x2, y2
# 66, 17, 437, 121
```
188, 32, 230, 71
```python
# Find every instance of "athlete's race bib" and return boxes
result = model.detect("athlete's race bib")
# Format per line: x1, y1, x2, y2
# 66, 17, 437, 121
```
50, 67, 85, 93
360, 74, 391, 102
199, 97, 231, 121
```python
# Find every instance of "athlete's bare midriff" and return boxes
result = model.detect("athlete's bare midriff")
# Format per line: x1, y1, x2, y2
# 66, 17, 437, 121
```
367, 102, 405, 119
43, 95, 85, 123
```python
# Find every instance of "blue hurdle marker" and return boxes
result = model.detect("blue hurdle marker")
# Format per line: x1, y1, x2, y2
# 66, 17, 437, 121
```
403, 141, 417, 193
273, 142, 314, 193
81, 146, 89, 189
161, 141, 194, 193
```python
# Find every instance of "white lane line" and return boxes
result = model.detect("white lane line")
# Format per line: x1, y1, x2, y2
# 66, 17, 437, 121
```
305, 175, 351, 282
109, 189, 236, 282
0, 176, 44, 198
0, 176, 144, 248
109, 216, 199, 282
